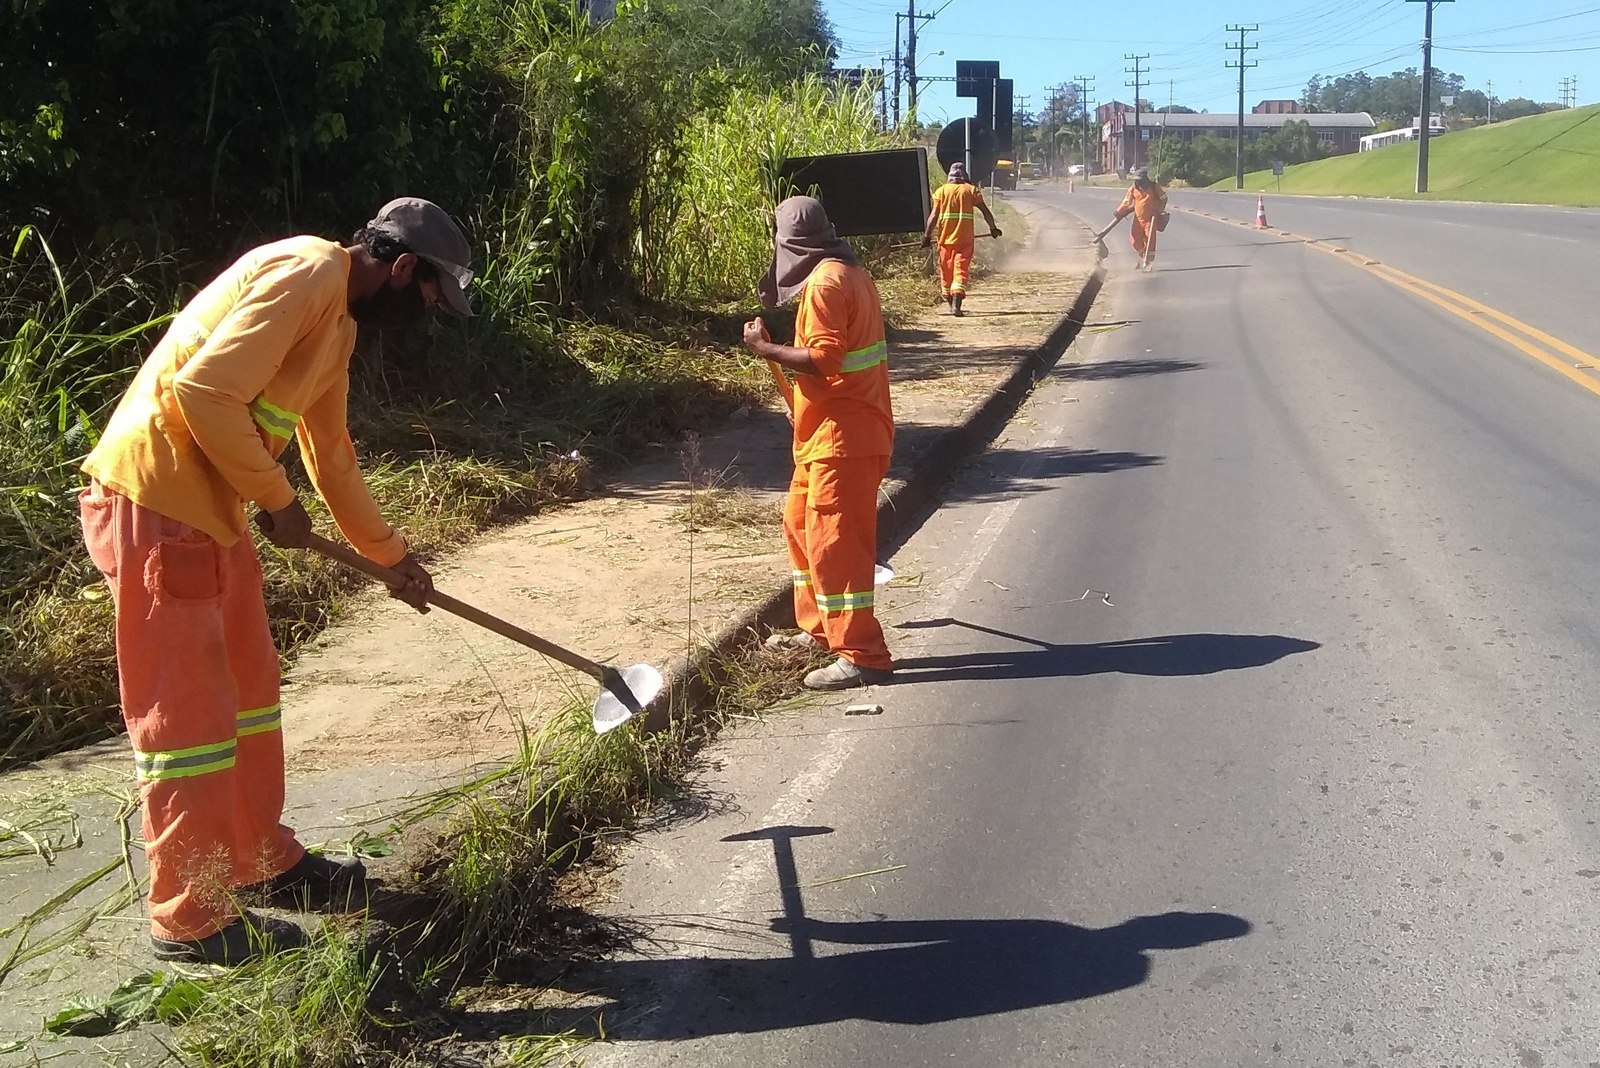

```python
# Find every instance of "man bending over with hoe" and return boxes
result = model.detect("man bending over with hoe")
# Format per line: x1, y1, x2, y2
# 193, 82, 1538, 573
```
80, 198, 474, 965
922, 162, 1002, 316
744, 196, 895, 691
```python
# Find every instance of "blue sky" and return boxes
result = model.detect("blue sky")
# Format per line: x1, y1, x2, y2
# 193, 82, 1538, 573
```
821, 0, 1600, 122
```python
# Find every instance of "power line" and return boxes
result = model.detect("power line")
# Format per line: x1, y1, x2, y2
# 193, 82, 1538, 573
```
1437, 5, 1600, 43
1226, 25, 1259, 191
1125, 54, 1149, 171
1441, 44, 1600, 55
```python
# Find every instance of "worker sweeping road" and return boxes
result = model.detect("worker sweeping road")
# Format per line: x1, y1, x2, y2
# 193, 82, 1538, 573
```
922, 162, 1002, 316
79, 198, 474, 966
1111, 166, 1169, 270
744, 196, 895, 691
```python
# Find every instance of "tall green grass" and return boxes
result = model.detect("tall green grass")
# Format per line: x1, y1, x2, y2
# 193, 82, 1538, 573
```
655, 76, 898, 302
1, 230, 171, 761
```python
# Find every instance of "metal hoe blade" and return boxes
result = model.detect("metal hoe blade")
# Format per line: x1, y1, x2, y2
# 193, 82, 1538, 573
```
593, 663, 665, 734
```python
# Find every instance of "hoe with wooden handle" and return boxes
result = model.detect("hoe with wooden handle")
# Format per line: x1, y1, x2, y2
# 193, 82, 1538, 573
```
262, 519, 661, 733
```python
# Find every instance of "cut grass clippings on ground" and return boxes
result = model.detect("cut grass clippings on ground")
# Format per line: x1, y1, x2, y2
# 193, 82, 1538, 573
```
0, 802, 81, 865
671, 487, 782, 535
0, 789, 142, 990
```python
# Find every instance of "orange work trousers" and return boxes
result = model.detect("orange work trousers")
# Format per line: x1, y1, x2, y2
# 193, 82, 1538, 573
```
784, 455, 892, 671
1130, 217, 1158, 262
937, 243, 974, 298
80, 483, 301, 942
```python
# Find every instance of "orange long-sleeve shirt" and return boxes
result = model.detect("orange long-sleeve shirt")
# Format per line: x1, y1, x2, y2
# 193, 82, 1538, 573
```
1116, 182, 1169, 223
82, 236, 406, 565
792, 259, 894, 464
930, 182, 988, 247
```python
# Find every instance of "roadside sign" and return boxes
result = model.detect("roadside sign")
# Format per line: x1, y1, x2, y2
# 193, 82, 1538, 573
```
1272, 159, 1285, 192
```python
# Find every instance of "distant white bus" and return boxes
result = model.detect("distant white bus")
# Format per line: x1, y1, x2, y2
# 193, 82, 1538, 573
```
1359, 128, 1417, 152
1360, 118, 1447, 152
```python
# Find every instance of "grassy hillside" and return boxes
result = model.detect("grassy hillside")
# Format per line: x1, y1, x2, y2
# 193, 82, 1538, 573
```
1219, 104, 1600, 206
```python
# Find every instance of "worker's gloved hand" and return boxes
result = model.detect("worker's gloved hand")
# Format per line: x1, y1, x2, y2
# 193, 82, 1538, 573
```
920, 236, 932, 248
259, 499, 313, 549
990, 227, 1003, 238
388, 552, 433, 614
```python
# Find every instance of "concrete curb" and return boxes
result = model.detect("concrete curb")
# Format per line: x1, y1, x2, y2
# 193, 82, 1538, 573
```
642, 263, 1107, 731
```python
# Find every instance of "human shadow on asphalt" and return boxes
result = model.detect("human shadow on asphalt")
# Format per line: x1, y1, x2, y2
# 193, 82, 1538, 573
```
925, 444, 1164, 507
496, 910, 1252, 1040
891, 620, 1320, 682
1054, 356, 1202, 380
1152, 264, 1250, 273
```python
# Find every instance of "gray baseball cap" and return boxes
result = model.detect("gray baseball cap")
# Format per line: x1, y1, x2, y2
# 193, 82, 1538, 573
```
367, 197, 475, 317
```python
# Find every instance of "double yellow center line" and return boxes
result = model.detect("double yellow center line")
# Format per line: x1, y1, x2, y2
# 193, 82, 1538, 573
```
1184, 207, 1600, 401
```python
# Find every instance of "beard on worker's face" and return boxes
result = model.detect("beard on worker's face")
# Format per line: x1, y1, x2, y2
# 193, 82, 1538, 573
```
350, 277, 426, 331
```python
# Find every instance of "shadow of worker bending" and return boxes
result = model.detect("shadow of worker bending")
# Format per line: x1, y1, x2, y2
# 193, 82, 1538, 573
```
892, 619, 1320, 684
538, 910, 1251, 1040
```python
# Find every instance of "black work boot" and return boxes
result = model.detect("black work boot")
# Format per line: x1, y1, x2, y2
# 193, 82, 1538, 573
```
151, 910, 307, 966
952, 294, 965, 317
245, 850, 369, 911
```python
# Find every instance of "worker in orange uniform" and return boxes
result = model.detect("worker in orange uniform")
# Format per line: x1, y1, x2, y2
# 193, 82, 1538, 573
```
79, 198, 474, 965
1111, 166, 1169, 270
922, 161, 1001, 316
745, 196, 895, 690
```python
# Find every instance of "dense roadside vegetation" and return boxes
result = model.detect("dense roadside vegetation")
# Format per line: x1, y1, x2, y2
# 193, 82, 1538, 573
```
2, 0, 913, 765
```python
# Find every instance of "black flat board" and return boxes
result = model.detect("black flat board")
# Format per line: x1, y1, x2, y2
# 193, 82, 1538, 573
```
777, 148, 933, 237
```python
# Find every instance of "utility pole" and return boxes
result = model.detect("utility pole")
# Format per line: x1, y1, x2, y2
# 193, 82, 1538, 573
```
880, 59, 890, 129
1487, 78, 1494, 122
895, 3, 934, 123
892, 18, 901, 125
1015, 93, 1031, 170
1074, 74, 1096, 176
906, 1, 918, 116
1124, 54, 1148, 172
1226, 24, 1259, 190
1408, 0, 1453, 194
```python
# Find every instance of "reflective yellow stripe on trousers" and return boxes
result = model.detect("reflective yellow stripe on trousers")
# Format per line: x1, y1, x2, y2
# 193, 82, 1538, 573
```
236, 703, 282, 738
133, 738, 237, 782
815, 589, 875, 613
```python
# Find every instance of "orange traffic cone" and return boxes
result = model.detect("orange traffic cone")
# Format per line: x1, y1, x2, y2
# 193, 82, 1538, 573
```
1254, 195, 1269, 229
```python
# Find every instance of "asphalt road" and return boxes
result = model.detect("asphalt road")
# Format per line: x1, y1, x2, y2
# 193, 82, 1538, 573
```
564, 189, 1600, 1067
